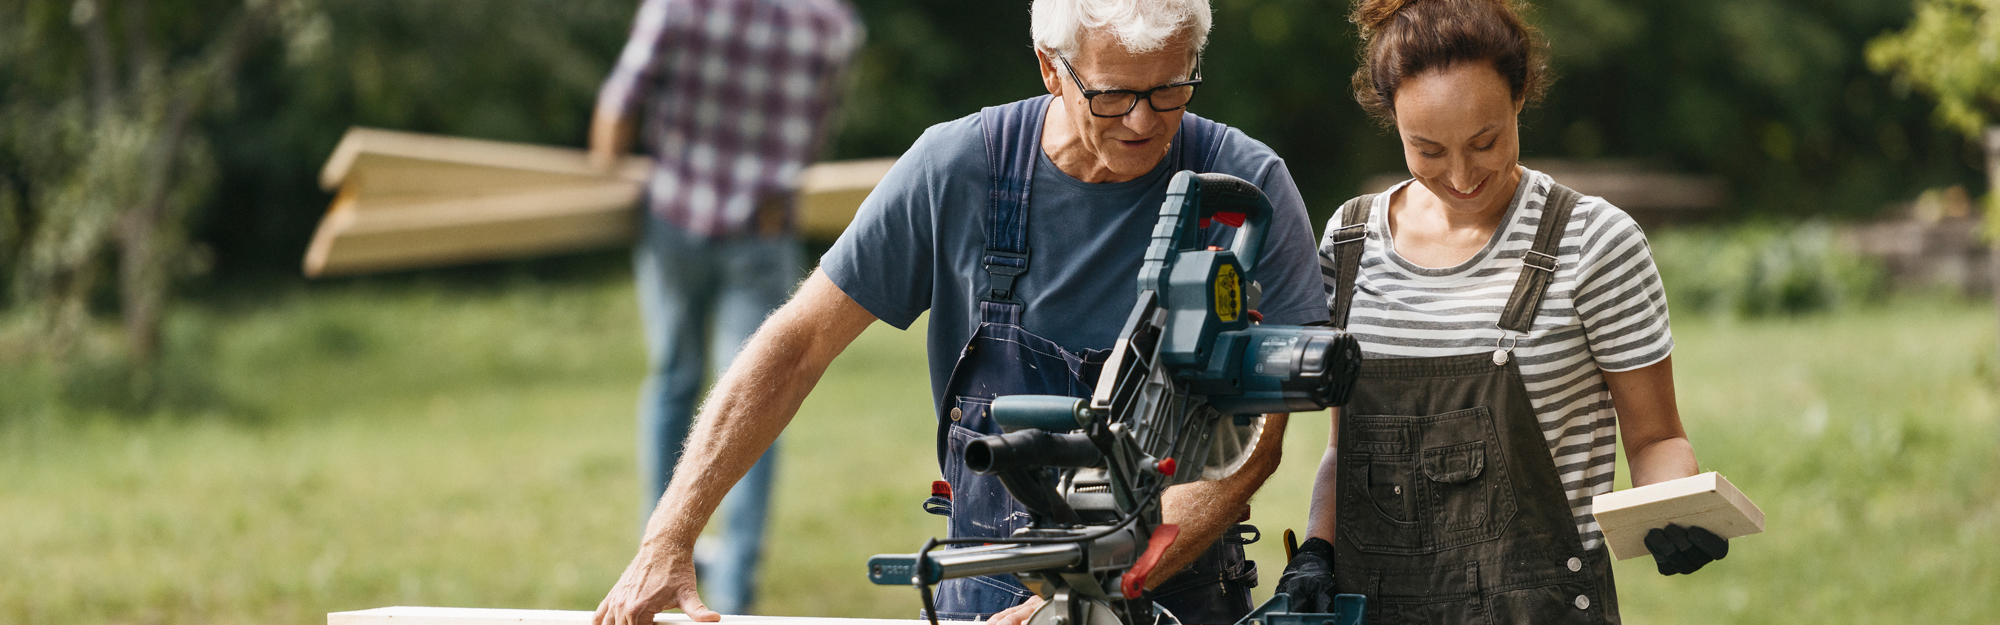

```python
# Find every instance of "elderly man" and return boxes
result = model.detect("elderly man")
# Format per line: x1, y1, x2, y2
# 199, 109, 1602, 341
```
592, 1, 1326, 624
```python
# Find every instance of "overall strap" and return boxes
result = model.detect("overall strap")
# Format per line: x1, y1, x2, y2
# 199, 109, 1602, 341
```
1174, 112, 1229, 173
1326, 194, 1376, 329
976, 95, 1052, 325
1497, 183, 1583, 333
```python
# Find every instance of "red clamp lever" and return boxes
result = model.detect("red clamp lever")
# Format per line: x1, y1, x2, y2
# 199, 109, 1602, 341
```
1123, 524, 1182, 599
1198, 212, 1248, 229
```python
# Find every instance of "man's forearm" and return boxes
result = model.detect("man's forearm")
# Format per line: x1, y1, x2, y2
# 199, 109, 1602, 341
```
1149, 413, 1289, 588
638, 272, 876, 549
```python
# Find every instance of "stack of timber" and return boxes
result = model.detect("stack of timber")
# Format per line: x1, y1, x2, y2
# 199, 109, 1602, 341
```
305, 127, 895, 277
328, 607, 943, 625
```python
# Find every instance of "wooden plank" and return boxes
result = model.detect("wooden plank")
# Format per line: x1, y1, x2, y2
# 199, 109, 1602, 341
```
320, 127, 649, 190
797, 158, 896, 240
328, 607, 946, 625
304, 181, 643, 277
305, 128, 898, 277
1591, 472, 1765, 561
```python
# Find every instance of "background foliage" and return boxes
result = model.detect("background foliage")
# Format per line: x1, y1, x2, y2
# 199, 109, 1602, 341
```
6, 0, 1990, 280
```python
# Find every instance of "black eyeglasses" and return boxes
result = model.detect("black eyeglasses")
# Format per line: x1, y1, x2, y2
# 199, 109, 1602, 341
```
1057, 55, 1203, 118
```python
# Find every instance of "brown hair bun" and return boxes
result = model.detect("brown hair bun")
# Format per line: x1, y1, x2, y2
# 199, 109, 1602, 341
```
1349, 0, 1551, 125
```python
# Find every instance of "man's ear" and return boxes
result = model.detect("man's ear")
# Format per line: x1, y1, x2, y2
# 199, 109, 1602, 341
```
1037, 49, 1064, 97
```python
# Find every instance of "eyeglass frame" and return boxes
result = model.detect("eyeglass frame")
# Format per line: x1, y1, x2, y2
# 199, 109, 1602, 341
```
1055, 54, 1204, 118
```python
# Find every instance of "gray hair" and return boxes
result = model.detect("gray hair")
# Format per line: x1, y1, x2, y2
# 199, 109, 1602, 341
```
1031, 0, 1212, 59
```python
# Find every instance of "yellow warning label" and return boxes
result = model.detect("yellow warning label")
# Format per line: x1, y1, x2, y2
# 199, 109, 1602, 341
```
1214, 264, 1241, 322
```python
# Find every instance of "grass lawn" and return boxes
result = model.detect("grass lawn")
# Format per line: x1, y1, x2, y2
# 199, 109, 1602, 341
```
3, 270, 1996, 624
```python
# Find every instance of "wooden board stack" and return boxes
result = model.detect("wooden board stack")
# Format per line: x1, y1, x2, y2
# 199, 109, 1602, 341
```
305, 127, 895, 277
328, 607, 942, 625
1591, 471, 1765, 561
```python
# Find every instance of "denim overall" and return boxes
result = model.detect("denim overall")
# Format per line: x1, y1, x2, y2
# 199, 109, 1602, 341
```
927, 95, 1258, 623
1323, 184, 1622, 624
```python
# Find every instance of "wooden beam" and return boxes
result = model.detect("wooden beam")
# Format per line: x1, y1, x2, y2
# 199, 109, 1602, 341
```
304, 127, 897, 277
328, 607, 944, 625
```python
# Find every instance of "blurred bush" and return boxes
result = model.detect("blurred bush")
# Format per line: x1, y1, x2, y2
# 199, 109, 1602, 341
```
1653, 222, 1886, 318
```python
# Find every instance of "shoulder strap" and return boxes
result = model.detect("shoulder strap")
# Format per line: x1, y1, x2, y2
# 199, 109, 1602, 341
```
1174, 112, 1229, 174
1497, 182, 1582, 333
1326, 194, 1375, 330
975, 95, 1052, 324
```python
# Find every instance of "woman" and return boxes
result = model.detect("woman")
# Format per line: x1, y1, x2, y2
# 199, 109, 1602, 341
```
1275, 0, 1729, 622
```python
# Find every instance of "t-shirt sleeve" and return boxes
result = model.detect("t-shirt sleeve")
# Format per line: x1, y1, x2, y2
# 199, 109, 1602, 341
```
818, 127, 947, 330
597, 0, 677, 117
1571, 199, 1674, 372
1246, 153, 1333, 326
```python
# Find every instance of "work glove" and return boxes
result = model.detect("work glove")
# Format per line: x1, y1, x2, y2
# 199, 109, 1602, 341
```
1273, 537, 1338, 612
1645, 523, 1728, 575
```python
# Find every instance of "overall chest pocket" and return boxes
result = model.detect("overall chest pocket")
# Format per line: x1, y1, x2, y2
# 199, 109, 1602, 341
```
1416, 406, 1517, 548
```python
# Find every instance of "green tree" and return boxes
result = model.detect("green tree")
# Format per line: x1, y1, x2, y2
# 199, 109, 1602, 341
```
1868, 0, 2000, 138
0, 0, 320, 386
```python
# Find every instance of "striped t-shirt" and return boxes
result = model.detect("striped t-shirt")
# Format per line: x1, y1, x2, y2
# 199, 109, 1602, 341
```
1317, 167, 1673, 550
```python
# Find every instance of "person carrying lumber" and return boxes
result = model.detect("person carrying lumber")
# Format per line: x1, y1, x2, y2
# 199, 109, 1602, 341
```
589, 0, 863, 617
591, 1, 1331, 624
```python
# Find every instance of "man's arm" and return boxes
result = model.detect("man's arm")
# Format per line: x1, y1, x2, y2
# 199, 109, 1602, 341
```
591, 0, 669, 171
594, 270, 879, 625
1153, 413, 1288, 583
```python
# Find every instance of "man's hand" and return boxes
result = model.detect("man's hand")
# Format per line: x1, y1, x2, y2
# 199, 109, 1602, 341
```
1273, 536, 1337, 612
984, 596, 1044, 625
1645, 523, 1728, 576
593, 545, 720, 625
589, 106, 636, 172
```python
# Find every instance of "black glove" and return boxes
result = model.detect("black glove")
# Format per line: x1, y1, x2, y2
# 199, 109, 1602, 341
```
1274, 537, 1338, 612
1645, 523, 1729, 575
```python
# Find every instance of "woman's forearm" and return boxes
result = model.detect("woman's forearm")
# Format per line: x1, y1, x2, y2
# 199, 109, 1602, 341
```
1626, 435, 1697, 487
1304, 408, 1340, 542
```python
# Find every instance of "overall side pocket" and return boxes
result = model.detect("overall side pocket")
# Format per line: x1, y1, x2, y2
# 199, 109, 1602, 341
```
941, 399, 1031, 540
1338, 421, 1424, 555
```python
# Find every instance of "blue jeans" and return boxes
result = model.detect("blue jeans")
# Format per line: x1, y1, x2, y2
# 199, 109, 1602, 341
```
634, 211, 801, 615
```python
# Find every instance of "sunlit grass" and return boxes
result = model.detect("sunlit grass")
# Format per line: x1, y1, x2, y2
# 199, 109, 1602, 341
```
3, 273, 1996, 624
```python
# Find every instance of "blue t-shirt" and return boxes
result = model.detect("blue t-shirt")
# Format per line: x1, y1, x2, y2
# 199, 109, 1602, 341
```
821, 104, 1331, 405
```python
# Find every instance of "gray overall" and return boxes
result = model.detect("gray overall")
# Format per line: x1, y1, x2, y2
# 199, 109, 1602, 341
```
1323, 184, 1621, 624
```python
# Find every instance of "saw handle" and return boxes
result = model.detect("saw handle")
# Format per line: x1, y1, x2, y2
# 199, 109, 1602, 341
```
1191, 172, 1274, 277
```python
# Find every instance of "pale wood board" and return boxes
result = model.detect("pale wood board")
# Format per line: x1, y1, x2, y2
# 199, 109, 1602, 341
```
328, 607, 948, 625
1591, 472, 1765, 561
304, 127, 897, 277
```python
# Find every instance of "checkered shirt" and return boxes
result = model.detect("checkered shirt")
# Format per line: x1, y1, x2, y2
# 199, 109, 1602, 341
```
600, 0, 863, 238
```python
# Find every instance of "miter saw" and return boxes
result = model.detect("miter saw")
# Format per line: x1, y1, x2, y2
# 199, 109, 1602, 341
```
867, 172, 1369, 625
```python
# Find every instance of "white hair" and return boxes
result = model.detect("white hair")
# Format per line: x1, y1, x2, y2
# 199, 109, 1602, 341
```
1031, 0, 1212, 59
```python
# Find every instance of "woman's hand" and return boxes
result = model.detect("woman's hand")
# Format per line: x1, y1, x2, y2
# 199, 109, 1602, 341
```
1274, 537, 1339, 612
1645, 523, 1729, 575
